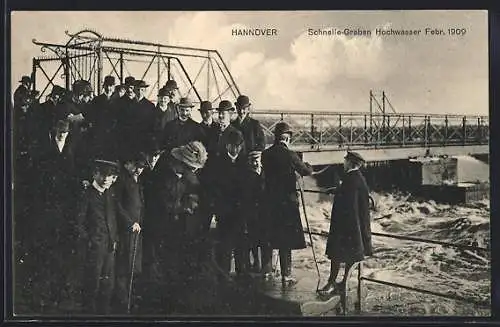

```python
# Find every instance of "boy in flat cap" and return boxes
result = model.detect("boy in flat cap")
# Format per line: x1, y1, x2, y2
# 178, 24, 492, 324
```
75, 159, 120, 314
319, 151, 372, 297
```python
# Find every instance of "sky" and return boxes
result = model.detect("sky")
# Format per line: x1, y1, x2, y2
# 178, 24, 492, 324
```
10, 10, 488, 115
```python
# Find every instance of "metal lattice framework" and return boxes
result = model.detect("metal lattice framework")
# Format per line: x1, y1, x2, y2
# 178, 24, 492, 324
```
253, 111, 489, 150
31, 29, 241, 107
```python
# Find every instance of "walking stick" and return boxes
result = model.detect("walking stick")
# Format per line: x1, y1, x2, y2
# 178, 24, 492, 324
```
127, 231, 140, 314
296, 174, 322, 293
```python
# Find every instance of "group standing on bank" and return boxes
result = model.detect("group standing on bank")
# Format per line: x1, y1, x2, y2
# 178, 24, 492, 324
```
13, 74, 372, 314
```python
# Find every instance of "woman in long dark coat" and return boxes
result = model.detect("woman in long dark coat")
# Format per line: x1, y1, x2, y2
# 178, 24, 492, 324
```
319, 151, 373, 295
261, 122, 313, 285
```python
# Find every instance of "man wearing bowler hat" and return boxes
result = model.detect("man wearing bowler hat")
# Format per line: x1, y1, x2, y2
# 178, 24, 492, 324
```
261, 121, 313, 285
152, 86, 178, 144
114, 152, 148, 312
318, 151, 372, 296
76, 159, 121, 314
231, 94, 266, 272
160, 97, 205, 153
134, 79, 156, 112
13, 75, 33, 112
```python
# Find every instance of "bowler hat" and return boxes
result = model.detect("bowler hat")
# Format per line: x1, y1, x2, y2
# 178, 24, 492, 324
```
103, 75, 116, 86
135, 80, 149, 88
19, 76, 32, 84
164, 79, 178, 90
158, 86, 171, 97
54, 119, 70, 132
199, 101, 213, 112
345, 151, 365, 165
178, 97, 194, 108
273, 121, 293, 136
235, 95, 251, 108
124, 76, 136, 86
94, 159, 120, 176
124, 152, 148, 168
171, 141, 208, 169
50, 85, 66, 97
217, 100, 235, 112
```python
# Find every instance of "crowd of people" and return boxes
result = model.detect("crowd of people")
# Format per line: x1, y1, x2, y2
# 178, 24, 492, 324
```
12, 74, 327, 315
13, 72, 373, 316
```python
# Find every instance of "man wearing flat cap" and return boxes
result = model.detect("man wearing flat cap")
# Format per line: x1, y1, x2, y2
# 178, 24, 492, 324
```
262, 121, 313, 285
75, 159, 120, 314
160, 97, 205, 154
231, 94, 266, 272
319, 151, 372, 296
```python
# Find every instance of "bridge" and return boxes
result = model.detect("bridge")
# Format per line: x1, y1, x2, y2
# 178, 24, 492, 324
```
29, 29, 489, 166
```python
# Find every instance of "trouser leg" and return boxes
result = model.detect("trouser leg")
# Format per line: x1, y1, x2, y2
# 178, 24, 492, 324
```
82, 245, 105, 314
96, 249, 116, 315
260, 244, 273, 274
234, 236, 250, 276
279, 248, 292, 277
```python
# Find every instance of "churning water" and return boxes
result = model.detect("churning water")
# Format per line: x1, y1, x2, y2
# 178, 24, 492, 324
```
294, 180, 490, 316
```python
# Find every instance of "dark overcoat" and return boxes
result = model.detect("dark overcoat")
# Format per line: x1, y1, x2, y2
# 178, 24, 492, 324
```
325, 169, 373, 262
115, 171, 145, 276
160, 118, 206, 153
261, 142, 313, 250
240, 167, 268, 247
231, 116, 266, 152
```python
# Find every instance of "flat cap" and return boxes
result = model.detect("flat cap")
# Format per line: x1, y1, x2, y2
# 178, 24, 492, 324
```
94, 159, 120, 176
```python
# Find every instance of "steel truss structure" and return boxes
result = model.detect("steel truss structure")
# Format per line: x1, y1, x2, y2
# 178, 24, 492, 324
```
253, 110, 489, 150
31, 29, 241, 107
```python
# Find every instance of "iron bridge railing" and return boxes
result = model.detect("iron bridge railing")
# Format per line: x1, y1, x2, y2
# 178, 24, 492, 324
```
253, 111, 489, 150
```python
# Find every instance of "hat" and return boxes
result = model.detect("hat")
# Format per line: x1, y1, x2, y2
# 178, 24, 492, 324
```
124, 152, 148, 168
248, 151, 262, 160
50, 85, 66, 97
73, 79, 92, 94
158, 86, 171, 97
225, 128, 244, 147
164, 79, 178, 90
124, 76, 136, 86
199, 101, 213, 112
235, 95, 251, 108
273, 121, 293, 136
19, 76, 32, 84
171, 141, 208, 169
94, 159, 120, 176
178, 97, 194, 108
116, 84, 127, 91
217, 100, 235, 112
344, 151, 365, 165
103, 75, 116, 86
54, 119, 70, 132
135, 80, 149, 88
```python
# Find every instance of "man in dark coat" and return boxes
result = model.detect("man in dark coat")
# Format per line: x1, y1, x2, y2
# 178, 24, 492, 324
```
88, 76, 119, 159
319, 151, 372, 296
75, 159, 120, 314
261, 121, 313, 285
13, 75, 33, 111
151, 86, 178, 146
198, 100, 242, 233
27, 119, 78, 312
33, 85, 66, 149
114, 152, 147, 312
160, 97, 205, 153
231, 94, 266, 272
209, 128, 250, 277
199, 100, 217, 141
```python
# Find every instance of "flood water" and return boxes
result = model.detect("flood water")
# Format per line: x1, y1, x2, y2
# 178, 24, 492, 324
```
294, 176, 490, 316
